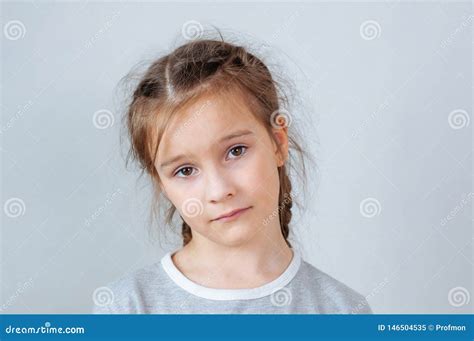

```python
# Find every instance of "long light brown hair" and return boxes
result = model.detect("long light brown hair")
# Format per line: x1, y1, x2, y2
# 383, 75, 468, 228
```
121, 34, 311, 248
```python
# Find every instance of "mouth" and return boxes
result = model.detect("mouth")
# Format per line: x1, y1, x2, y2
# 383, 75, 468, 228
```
212, 206, 252, 222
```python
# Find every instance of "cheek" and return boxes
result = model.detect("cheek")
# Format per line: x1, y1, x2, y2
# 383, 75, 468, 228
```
237, 151, 280, 207
169, 186, 203, 219
167, 184, 213, 233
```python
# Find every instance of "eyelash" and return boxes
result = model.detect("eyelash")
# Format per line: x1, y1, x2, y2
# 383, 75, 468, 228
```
173, 145, 249, 178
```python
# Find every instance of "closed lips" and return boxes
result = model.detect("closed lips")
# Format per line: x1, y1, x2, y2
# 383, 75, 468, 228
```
213, 207, 250, 221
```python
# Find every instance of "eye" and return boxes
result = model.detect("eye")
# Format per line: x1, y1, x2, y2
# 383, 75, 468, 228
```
227, 145, 248, 159
174, 166, 196, 178
173, 145, 248, 179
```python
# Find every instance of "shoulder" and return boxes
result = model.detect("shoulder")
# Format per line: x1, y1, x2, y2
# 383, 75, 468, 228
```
92, 261, 165, 314
295, 260, 373, 314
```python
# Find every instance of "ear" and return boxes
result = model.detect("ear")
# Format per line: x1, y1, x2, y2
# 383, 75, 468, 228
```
272, 127, 289, 167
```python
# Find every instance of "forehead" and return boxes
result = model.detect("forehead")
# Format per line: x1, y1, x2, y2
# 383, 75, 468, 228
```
157, 91, 262, 161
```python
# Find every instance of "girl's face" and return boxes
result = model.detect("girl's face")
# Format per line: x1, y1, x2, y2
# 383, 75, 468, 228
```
155, 91, 288, 247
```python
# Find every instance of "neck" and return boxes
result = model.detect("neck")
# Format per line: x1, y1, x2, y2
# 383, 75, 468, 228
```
172, 224, 293, 289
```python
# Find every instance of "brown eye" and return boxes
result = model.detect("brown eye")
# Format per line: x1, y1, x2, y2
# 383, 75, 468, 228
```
228, 145, 248, 159
232, 147, 243, 156
182, 167, 193, 176
175, 167, 194, 177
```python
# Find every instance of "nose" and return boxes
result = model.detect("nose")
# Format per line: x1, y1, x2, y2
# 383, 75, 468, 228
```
205, 165, 236, 203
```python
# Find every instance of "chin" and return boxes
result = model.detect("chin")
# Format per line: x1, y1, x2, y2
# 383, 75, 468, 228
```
211, 224, 257, 247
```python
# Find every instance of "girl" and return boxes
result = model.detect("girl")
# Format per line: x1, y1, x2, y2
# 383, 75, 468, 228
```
93, 36, 372, 314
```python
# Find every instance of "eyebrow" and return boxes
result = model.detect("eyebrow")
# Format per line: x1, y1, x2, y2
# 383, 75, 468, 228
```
159, 129, 255, 170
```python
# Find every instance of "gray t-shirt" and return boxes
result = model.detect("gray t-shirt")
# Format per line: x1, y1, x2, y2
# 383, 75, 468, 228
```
92, 249, 372, 314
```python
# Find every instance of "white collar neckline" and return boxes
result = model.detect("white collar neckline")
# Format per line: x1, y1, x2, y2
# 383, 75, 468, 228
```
160, 248, 301, 301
